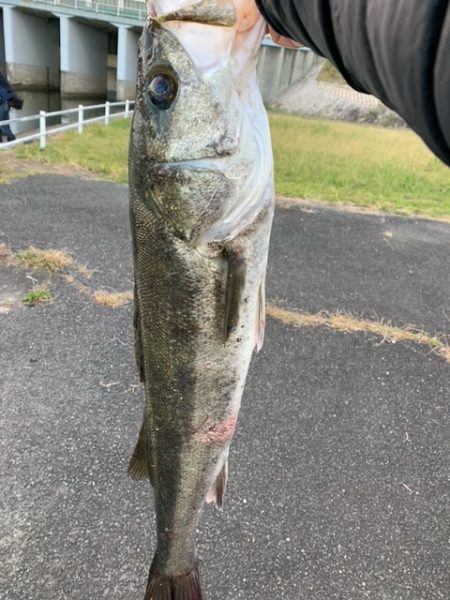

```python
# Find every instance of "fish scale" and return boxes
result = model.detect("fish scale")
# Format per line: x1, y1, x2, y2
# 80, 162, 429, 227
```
128, 2, 275, 598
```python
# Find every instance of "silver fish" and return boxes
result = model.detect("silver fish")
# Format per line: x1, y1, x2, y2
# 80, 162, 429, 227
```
128, 2, 274, 598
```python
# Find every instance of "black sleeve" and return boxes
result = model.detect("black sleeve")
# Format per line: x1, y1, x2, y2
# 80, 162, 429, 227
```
255, 0, 450, 166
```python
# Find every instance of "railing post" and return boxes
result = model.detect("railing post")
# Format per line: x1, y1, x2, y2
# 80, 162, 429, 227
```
105, 101, 110, 125
125, 99, 130, 119
39, 111, 47, 150
78, 104, 84, 134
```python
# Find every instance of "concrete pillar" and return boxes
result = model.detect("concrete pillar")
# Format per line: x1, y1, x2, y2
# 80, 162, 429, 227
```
2, 6, 60, 88
257, 43, 318, 104
116, 26, 140, 100
0, 10, 6, 73
60, 16, 108, 97
107, 31, 118, 101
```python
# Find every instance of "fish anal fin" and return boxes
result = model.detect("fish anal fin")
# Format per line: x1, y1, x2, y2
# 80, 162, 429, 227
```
128, 421, 152, 483
206, 461, 228, 511
224, 245, 246, 340
144, 564, 203, 600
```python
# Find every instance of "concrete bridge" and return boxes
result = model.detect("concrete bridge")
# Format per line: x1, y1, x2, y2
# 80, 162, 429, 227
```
0, 0, 316, 102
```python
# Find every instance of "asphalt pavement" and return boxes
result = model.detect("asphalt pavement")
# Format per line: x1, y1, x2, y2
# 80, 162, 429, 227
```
1, 175, 449, 600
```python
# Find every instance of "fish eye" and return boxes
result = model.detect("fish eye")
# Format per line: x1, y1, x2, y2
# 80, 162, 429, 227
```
147, 72, 178, 110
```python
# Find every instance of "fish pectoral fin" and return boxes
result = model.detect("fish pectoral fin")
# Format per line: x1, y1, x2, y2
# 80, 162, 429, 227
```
127, 421, 152, 483
255, 277, 266, 353
133, 287, 145, 383
206, 460, 228, 510
224, 245, 247, 340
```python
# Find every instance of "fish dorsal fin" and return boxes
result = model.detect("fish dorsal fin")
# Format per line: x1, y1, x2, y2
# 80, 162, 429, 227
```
151, 0, 236, 27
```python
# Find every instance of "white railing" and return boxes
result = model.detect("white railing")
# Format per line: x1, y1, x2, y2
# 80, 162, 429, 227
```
19, 0, 147, 21
0, 100, 134, 150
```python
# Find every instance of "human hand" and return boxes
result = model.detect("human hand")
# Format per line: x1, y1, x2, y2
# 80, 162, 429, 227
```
233, 0, 302, 46
267, 26, 301, 48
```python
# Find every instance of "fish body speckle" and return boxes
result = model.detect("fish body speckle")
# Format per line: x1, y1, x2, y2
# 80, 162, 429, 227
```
128, 2, 274, 598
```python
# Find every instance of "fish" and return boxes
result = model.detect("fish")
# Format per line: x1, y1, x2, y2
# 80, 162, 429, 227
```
128, 1, 275, 598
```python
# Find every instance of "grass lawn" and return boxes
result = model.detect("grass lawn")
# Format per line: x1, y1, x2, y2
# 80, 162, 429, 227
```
12, 113, 450, 219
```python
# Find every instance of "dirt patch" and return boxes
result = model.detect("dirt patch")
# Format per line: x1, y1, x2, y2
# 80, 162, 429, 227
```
276, 196, 450, 225
1, 242, 134, 313
0, 152, 96, 183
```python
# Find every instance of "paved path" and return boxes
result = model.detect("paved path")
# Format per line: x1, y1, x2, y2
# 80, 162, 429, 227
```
1, 175, 449, 600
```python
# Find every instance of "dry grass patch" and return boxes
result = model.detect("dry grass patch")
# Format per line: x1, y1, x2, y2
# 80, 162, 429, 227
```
0, 243, 12, 259
267, 305, 450, 364
92, 289, 133, 308
15, 246, 73, 273
77, 264, 95, 279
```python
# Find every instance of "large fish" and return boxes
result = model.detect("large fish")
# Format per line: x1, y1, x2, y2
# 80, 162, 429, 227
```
128, 1, 274, 597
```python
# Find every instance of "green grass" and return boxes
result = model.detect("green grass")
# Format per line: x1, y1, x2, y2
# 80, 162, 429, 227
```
13, 115, 450, 219
22, 288, 52, 306
0, 164, 12, 184
270, 114, 450, 218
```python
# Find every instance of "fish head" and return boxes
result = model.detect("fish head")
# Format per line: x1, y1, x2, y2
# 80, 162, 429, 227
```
130, 0, 274, 244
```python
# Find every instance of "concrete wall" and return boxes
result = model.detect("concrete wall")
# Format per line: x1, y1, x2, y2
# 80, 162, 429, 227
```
60, 16, 108, 96
257, 44, 318, 104
2, 6, 60, 88
116, 26, 139, 100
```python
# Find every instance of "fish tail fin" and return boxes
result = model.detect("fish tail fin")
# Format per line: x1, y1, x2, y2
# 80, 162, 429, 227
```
144, 565, 203, 600
127, 420, 151, 481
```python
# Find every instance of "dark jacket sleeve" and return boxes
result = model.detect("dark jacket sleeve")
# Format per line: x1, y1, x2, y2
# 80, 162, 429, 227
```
0, 72, 14, 101
0, 72, 14, 94
255, 0, 450, 166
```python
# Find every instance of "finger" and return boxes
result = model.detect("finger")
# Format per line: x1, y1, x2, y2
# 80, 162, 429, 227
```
233, 0, 261, 32
268, 26, 301, 49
